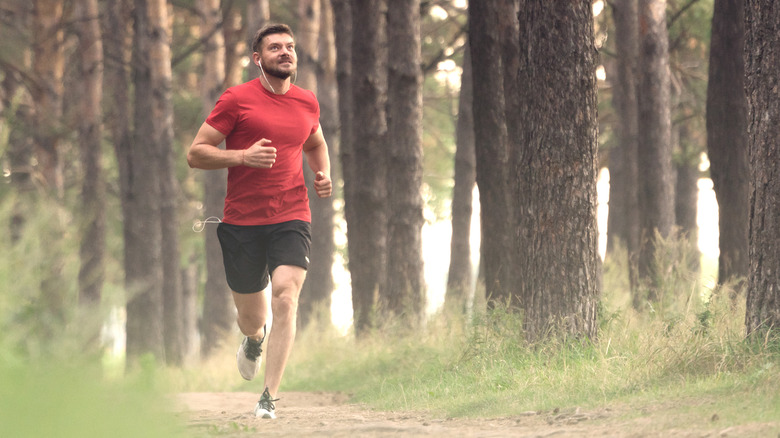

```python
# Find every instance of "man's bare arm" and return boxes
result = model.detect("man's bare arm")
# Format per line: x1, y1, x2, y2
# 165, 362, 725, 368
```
302, 126, 332, 198
187, 122, 238, 170
187, 123, 278, 170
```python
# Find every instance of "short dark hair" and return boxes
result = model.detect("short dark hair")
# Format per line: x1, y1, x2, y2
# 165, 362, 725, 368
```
252, 23, 294, 53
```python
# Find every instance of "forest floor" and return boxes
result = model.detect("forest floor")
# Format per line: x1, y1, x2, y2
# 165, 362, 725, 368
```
174, 391, 780, 437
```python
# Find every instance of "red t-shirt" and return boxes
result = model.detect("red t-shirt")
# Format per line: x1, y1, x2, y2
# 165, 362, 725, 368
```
206, 79, 320, 226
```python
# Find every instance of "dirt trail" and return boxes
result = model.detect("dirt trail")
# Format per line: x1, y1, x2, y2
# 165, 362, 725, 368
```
175, 391, 779, 437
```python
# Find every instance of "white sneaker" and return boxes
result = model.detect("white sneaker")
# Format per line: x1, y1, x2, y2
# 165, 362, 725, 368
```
254, 387, 279, 419
237, 326, 265, 381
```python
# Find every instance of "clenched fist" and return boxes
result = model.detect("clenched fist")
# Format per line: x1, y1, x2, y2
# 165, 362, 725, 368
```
242, 139, 277, 168
314, 171, 332, 198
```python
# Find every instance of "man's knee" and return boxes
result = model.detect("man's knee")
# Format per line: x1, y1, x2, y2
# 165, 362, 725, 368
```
272, 292, 298, 321
236, 306, 265, 332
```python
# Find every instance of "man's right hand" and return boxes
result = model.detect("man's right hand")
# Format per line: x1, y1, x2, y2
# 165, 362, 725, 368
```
242, 139, 277, 168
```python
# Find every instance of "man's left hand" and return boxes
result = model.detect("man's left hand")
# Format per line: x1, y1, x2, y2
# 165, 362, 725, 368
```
314, 171, 332, 198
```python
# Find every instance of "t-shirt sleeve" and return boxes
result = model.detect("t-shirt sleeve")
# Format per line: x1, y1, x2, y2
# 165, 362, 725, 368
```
205, 89, 238, 136
310, 93, 321, 135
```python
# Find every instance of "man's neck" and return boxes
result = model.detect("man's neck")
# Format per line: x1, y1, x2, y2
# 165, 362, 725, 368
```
260, 75, 291, 95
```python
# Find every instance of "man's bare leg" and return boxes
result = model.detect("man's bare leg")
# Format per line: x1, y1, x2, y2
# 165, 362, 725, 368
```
232, 288, 269, 342
263, 265, 306, 396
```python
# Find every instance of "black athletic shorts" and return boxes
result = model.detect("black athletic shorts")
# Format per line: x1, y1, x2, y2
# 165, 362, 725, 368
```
216, 220, 312, 294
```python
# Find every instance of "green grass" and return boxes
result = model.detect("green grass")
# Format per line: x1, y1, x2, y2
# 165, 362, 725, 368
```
278, 243, 780, 427
2, 196, 778, 433
0, 359, 188, 438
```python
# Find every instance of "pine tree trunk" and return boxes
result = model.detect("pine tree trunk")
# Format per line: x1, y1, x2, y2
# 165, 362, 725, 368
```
706, 0, 748, 287
744, 0, 780, 337
246, 0, 270, 80
637, 0, 675, 302
125, 0, 165, 362
300, 0, 339, 329
514, 1, 600, 342
2, 2, 35, 244
445, 45, 476, 314
223, 2, 244, 87
332, 0, 355, 328
75, 0, 106, 309
385, 0, 425, 327
607, 0, 640, 305
32, 0, 65, 195
297, 0, 336, 330
32, 0, 66, 335
673, 123, 700, 274
198, 0, 234, 358
468, 0, 513, 309
347, 0, 387, 336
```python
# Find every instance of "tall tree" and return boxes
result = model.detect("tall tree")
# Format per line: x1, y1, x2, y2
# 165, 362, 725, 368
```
197, 0, 234, 359
74, 0, 106, 308
222, 0, 244, 87
706, 0, 748, 287
2, 2, 35, 243
32, 0, 67, 334
147, 0, 186, 365
607, 0, 641, 305
743, 0, 780, 338
347, 0, 387, 335
514, 1, 600, 341
468, 0, 513, 308
31, 0, 65, 195
445, 44, 476, 314
673, 119, 701, 273
331, 0, 355, 327
385, 0, 425, 326
637, 0, 674, 301
297, 0, 336, 329
125, 0, 165, 362
246, 0, 271, 71
300, 0, 339, 329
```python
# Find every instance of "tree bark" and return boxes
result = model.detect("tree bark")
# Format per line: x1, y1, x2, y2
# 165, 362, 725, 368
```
514, 1, 600, 342
347, 0, 387, 336
674, 122, 700, 273
297, 0, 336, 330
468, 0, 513, 308
743, 0, 780, 338
706, 0, 748, 287
637, 0, 675, 302
75, 0, 106, 308
385, 0, 425, 327
198, 0, 235, 359
2, 2, 35, 244
246, 0, 271, 80
32, 0, 65, 196
332, 0, 355, 328
145, 0, 186, 365
32, 0, 66, 335
222, 1, 244, 87
300, 0, 339, 329
607, 0, 641, 305
445, 44, 476, 314
125, 0, 165, 362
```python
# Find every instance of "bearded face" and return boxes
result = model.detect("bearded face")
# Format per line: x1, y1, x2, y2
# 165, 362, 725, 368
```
256, 33, 297, 80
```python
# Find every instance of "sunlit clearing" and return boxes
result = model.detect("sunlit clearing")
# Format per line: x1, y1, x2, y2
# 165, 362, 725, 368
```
430, 5, 448, 20
435, 59, 461, 88
593, 0, 605, 17
596, 65, 607, 81
453, 0, 467, 8
241, 56, 251, 68
699, 152, 710, 172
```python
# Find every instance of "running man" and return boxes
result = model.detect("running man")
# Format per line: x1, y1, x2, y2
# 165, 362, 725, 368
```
187, 23, 332, 419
